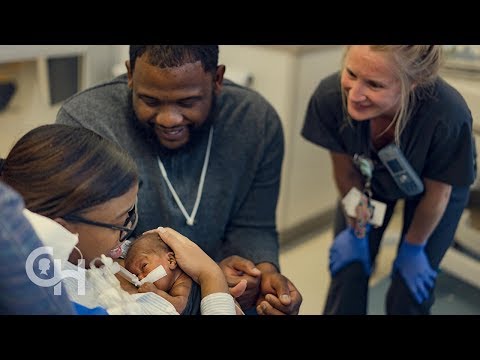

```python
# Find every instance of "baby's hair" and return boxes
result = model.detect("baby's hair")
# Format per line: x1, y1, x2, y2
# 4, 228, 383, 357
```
128, 232, 172, 258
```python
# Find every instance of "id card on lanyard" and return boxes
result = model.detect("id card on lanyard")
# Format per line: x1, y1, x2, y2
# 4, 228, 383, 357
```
341, 154, 387, 232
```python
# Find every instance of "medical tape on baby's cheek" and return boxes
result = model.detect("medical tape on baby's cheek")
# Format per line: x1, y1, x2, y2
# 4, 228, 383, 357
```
139, 265, 167, 285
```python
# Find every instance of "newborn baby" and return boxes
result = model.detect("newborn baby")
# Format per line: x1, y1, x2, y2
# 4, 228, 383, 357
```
124, 232, 198, 314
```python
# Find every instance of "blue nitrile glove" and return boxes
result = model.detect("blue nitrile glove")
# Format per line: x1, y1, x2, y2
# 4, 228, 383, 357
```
392, 240, 438, 304
72, 301, 109, 315
329, 225, 371, 276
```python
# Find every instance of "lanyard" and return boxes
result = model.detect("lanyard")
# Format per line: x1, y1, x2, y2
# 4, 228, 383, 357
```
156, 126, 213, 226
353, 153, 375, 237
353, 153, 374, 198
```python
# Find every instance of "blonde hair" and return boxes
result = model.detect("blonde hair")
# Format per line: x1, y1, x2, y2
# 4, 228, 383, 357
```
341, 45, 444, 145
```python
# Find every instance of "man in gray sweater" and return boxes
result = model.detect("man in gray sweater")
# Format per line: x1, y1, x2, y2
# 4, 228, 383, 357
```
56, 45, 302, 315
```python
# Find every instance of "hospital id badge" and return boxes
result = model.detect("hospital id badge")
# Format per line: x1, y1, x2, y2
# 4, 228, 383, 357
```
341, 187, 386, 227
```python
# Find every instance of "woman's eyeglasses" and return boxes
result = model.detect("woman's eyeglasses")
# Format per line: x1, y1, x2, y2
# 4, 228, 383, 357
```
63, 201, 138, 242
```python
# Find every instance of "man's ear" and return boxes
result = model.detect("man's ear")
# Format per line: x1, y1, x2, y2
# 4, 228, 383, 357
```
167, 252, 177, 270
126, 60, 133, 88
213, 65, 225, 95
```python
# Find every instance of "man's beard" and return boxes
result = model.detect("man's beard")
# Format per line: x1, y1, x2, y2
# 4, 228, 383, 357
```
134, 92, 217, 156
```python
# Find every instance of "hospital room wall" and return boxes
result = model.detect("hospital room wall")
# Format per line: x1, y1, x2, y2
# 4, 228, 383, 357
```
1, 45, 479, 237
219, 45, 300, 233
441, 74, 480, 188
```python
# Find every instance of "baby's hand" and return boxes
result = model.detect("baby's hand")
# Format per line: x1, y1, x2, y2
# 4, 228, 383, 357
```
137, 282, 163, 294
138, 282, 188, 314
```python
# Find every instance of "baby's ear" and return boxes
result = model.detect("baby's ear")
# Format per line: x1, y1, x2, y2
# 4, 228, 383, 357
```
167, 252, 177, 270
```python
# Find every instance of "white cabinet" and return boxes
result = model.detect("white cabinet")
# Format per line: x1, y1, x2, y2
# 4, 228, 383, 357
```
0, 45, 115, 95
0, 45, 115, 157
0, 45, 88, 64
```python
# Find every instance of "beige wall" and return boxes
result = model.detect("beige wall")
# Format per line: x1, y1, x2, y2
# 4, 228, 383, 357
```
1, 46, 479, 234
443, 74, 480, 187
286, 47, 344, 228
0, 61, 61, 157
219, 45, 298, 231
220, 46, 345, 231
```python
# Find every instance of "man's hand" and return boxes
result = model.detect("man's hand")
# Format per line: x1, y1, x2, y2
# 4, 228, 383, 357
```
229, 279, 247, 315
229, 279, 248, 298
219, 255, 261, 309
255, 263, 302, 315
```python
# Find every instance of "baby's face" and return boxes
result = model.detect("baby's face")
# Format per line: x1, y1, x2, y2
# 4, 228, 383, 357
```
125, 246, 174, 291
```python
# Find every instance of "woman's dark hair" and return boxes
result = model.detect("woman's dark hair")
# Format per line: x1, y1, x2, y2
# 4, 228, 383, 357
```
1, 124, 139, 218
129, 45, 219, 74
